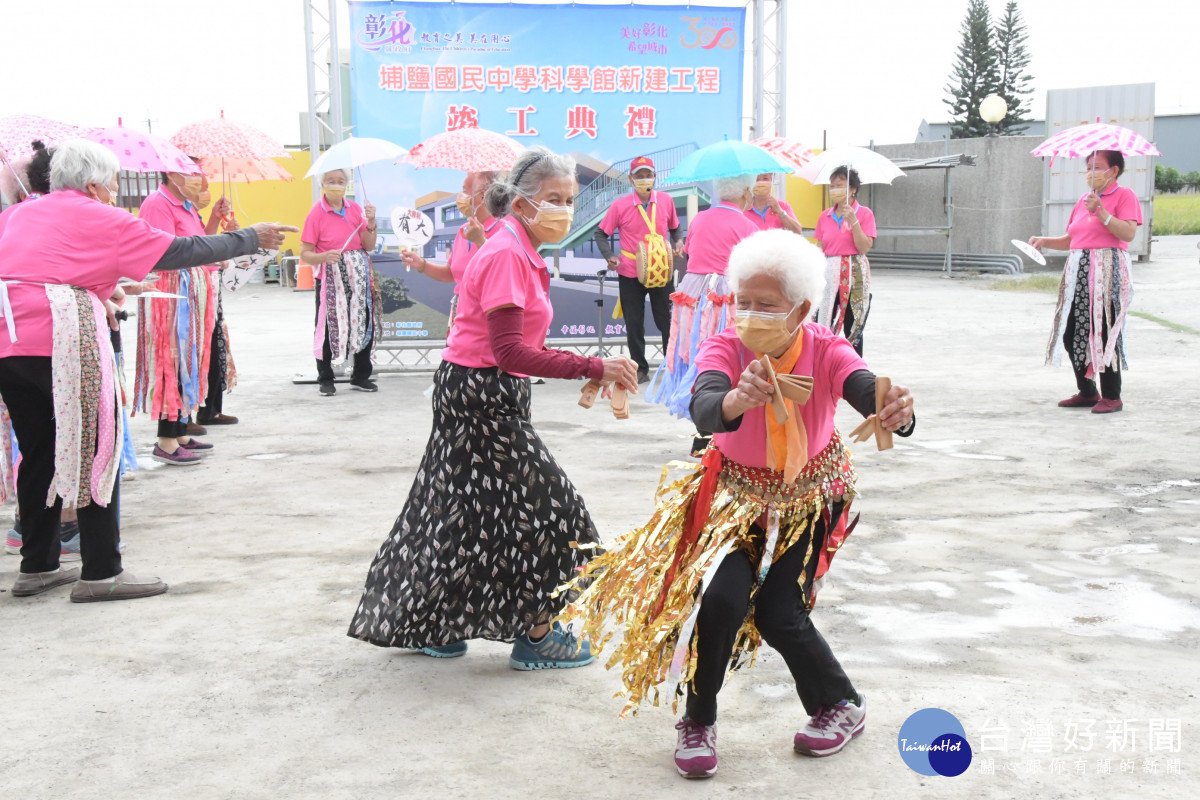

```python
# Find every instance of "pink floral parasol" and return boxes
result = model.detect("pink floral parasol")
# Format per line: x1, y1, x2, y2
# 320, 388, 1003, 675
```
1031, 122, 1160, 160
0, 114, 92, 162
171, 111, 290, 161
398, 128, 526, 172
85, 121, 201, 174
750, 137, 816, 172
200, 156, 294, 184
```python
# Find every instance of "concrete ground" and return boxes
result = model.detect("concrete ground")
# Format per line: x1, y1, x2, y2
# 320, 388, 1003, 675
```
2, 237, 1198, 799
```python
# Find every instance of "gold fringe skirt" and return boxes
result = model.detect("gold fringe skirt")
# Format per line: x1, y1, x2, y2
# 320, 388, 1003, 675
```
558, 431, 857, 717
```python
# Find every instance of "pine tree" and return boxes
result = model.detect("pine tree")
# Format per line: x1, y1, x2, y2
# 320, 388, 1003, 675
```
994, 1, 1034, 134
943, 0, 1000, 139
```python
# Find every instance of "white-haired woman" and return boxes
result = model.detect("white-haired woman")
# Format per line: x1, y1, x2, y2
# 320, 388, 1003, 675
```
349, 147, 638, 668
300, 168, 379, 396
0, 139, 294, 601
562, 229, 915, 777
650, 172, 760, 456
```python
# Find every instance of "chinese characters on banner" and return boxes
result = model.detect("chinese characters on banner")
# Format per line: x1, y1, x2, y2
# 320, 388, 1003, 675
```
349, 2, 744, 208
349, 2, 744, 341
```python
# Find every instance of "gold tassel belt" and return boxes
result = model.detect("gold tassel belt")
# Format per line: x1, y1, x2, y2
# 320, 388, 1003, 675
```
715, 429, 856, 510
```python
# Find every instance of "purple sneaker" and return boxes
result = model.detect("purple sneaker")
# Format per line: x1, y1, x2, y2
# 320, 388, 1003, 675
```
151, 445, 202, 466
674, 718, 718, 778
793, 695, 866, 757
178, 438, 214, 456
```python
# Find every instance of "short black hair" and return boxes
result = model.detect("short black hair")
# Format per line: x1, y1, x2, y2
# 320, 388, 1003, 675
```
1091, 150, 1126, 177
27, 140, 53, 195
830, 165, 861, 191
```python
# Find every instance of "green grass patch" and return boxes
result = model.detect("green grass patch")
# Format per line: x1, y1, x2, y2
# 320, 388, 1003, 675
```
988, 273, 1060, 293
1152, 194, 1200, 235
1129, 311, 1200, 336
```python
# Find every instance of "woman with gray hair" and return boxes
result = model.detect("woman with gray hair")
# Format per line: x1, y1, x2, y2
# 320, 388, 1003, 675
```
562, 229, 915, 778
649, 172, 759, 456
0, 139, 295, 602
349, 147, 637, 668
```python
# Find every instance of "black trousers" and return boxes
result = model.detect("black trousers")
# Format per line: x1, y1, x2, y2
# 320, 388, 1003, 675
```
314, 276, 373, 383
197, 324, 224, 421
1063, 300, 1121, 400
686, 517, 854, 725
157, 415, 188, 439
618, 275, 671, 372
843, 304, 864, 356
0, 357, 123, 580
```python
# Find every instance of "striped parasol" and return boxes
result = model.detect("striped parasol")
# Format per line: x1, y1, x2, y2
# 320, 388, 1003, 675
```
1030, 122, 1160, 160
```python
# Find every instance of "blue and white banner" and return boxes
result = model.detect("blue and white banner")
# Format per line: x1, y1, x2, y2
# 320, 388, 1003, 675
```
348, 1, 745, 210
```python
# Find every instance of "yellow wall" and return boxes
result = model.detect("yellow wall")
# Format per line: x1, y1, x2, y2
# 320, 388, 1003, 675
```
211, 150, 316, 255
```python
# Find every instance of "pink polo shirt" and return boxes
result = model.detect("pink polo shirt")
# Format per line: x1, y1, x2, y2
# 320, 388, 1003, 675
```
599, 191, 680, 279
442, 216, 553, 377
694, 324, 867, 468
815, 203, 877, 256
1066, 185, 1142, 251
139, 186, 216, 271
744, 199, 797, 231
0, 190, 174, 357
448, 216, 502, 284
683, 202, 759, 275
301, 196, 368, 279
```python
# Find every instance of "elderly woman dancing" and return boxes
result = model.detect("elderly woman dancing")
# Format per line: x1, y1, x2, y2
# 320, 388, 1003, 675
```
650, 173, 759, 456
561, 229, 915, 778
1030, 150, 1141, 414
0, 140, 294, 601
348, 147, 637, 667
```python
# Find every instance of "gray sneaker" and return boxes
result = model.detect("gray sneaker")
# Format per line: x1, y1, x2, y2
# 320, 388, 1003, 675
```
70, 571, 168, 603
12, 567, 81, 597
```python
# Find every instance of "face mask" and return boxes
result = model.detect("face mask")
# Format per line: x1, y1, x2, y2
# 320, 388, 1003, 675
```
196, 190, 212, 211
173, 175, 202, 202
633, 177, 655, 192
456, 192, 474, 216
735, 307, 798, 354
521, 198, 574, 244
323, 184, 347, 202
98, 184, 118, 207
753, 181, 772, 199
829, 187, 849, 205
1086, 169, 1112, 191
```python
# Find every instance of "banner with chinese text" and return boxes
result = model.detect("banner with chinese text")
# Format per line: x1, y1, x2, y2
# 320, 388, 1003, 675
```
348, 1, 745, 212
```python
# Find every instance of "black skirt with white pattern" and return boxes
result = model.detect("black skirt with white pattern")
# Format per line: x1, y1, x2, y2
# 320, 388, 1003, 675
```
347, 361, 599, 648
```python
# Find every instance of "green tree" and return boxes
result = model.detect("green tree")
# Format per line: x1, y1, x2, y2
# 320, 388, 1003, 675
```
1183, 171, 1200, 193
944, 0, 1001, 138
1162, 167, 1183, 193
993, 1, 1033, 134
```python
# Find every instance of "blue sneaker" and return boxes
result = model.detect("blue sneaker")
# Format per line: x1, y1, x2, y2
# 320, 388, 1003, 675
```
509, 622, 595, 670
416, 642, 468, 658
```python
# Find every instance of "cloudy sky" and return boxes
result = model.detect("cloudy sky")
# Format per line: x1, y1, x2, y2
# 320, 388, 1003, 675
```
5, 0, 1194, 149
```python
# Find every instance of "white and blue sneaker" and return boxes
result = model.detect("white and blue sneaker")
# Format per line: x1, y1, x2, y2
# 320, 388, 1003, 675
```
509, 622, 595, 670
